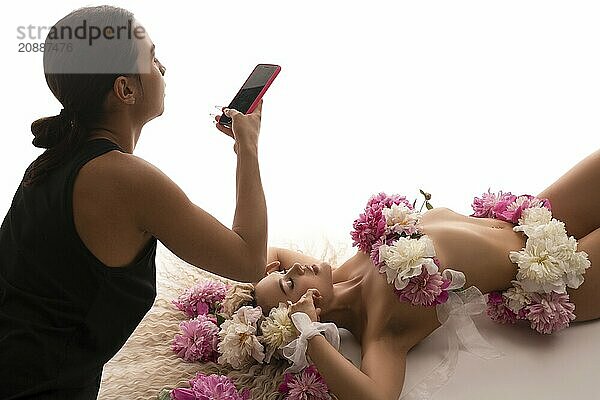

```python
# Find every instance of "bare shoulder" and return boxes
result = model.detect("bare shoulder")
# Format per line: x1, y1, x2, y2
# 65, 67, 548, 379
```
80, 151, 192, 232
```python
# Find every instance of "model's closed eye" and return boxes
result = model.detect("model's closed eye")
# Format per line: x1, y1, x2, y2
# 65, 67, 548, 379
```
279, 269, 294, 290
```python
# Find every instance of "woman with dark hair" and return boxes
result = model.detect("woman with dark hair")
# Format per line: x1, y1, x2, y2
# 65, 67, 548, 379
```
0, 5, 270, 399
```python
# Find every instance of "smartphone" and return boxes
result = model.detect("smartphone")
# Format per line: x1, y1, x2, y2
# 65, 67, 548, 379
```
218, 63, 281, 128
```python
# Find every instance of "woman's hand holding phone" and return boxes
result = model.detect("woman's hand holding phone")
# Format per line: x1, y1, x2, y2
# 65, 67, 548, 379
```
214, 98, 262, 154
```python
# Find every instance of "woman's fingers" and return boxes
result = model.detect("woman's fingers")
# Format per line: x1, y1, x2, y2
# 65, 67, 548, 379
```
214, 115, 234, 138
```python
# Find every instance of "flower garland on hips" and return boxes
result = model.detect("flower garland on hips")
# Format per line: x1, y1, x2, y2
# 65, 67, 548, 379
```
471, 189, 592, 334
162, 280, 334, 400
350, 191, 466, 307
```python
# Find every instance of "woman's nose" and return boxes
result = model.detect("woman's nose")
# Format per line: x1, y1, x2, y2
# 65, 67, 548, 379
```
290, 263, 306, 275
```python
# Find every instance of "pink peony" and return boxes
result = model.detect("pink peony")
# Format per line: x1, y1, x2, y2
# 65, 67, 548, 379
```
351, 207, 386, 253
351, 193, 413, 253
173, 281, 228, 318
394, 264, 451, 306
472, 190, 552, 223
524, 292, 576, 334
171, 315, 219, 362
279, 365, 332, 400
367, 192, 413, 210
172, 373, 250, 400
471, 189, 506, 218
486, 292, 518, 324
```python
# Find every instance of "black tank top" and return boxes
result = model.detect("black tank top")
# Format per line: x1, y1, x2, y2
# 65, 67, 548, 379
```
0, 138, 158, 399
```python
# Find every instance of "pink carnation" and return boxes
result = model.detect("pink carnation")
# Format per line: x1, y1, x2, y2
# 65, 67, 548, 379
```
471, 189, 506, 218
366, 192, 413, 211
278, 365, 332, 400
524, 292, 576, 335
351, 193, 413, 253
351, 207, 386, 253
171, 373, 250, 400
173, 281, 228, 318
486, 292, 518, 324
472, 190, 552, 223
171, 315, 219, 362
394, 263, 451, 306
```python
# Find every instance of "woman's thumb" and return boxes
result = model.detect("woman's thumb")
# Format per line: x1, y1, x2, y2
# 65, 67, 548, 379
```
223, 108, 240, 117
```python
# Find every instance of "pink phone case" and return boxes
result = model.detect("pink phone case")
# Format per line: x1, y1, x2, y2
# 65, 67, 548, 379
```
246, 64, 281, 113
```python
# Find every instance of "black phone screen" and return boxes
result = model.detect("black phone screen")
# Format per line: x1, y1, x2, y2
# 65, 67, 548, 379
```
219, 64, 279, 128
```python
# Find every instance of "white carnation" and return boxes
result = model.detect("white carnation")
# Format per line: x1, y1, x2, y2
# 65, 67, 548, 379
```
379, 235, 437, 290
564, 250, 591, 289
518, 206, 552, 227
260, 303, 296, 363
217, 306, 265, 369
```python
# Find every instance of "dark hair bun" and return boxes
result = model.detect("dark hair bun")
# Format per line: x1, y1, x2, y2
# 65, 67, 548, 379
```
31, 115, 65, 149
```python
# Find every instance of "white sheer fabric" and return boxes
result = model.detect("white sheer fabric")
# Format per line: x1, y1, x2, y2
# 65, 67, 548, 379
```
400, 272, 505, 400
282, 312, 341, 374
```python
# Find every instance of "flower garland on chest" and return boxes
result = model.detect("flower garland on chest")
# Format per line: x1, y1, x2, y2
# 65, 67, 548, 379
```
350, 189, 592, 334
350, 192, 467, 307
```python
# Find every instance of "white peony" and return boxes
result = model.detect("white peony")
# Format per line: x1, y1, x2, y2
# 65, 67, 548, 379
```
503, 280, 532, 313
379, 235, 437, 290
510, 239, 566, 294
382, 203, 421, 234
517, 206, 552, 227
217, 306, 265, 369
260, 303, 296, 363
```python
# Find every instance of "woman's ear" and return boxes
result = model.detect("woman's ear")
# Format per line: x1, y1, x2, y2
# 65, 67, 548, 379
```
264, 260, 281, 276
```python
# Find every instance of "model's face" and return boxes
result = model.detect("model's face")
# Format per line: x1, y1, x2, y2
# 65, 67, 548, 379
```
133, 21, 166, 121
254, 262, 334, 314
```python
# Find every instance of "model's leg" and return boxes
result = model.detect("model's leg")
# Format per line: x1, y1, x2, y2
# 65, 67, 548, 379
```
537, 148, 600, 240
567, 227, 600, 322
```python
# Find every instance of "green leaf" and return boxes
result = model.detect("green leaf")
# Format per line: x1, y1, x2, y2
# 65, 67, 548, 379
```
216, 313, 226, 327
426, 202, 433, 210
158, 389, 172, 400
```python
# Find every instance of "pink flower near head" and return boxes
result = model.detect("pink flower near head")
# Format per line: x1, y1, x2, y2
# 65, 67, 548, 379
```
351, 193, 413, 253
351, 207, 386, 253
188, 373, 250, 400
524, 292, 576, 334
170, 388, 197, 400
279, 365, 332, 400
486, 292, 518, 324
171, 315, 219, 362
394, 267, 450, 307
173, 281, 228, 318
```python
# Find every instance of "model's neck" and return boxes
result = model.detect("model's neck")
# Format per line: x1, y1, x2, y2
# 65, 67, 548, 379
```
321, 254, 367, 337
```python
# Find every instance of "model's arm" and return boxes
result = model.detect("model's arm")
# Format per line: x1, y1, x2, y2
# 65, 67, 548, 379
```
307, 333, 407, 400
288, 290, 408, 399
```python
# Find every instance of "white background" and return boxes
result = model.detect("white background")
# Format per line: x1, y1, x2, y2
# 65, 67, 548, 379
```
1, 1, 598, 260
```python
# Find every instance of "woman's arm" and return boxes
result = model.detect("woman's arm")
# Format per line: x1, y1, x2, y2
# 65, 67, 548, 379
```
307, 334, 407, 400
289, 290, 408, 400
125, 105, 266, 282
